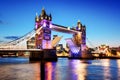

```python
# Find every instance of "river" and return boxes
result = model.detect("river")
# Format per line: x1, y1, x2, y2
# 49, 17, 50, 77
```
0, 57, 120, 80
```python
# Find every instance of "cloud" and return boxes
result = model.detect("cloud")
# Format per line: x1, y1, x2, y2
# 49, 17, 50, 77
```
4, 36, 20, 40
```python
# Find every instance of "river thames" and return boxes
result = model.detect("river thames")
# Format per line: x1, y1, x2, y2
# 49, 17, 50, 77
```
0, 57, 120, 80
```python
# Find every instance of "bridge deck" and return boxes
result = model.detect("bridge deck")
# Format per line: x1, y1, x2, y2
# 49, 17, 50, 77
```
0, 49, 43, 52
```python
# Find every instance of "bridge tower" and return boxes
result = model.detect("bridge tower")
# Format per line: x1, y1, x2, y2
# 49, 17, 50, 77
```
70, 20, 86, 58
35, 8, 52, 49
32, 8, 57, 61
76, 20, 88, 58
76, 20, 86, 51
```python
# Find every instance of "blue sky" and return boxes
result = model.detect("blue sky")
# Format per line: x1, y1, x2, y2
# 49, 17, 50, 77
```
0, 0, 120, 47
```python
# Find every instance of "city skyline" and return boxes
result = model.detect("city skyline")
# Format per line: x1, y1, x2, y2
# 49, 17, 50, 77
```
0, 0, 120, 48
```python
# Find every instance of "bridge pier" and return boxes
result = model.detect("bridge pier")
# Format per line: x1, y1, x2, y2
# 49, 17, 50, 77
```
43, 49, 57, 61
29, 51, 44, 61
29, 49, 57, 61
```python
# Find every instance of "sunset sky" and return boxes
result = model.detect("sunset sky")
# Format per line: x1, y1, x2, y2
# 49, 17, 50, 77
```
0, 0, 120, 48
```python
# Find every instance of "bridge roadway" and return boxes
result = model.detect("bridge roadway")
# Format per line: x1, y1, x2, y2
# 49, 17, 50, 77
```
0, 49, 57, 61
0, 49, 43, 52
0, 49, 43, 58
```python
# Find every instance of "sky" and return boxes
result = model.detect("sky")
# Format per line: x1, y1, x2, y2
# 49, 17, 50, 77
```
0, 0, 120, 48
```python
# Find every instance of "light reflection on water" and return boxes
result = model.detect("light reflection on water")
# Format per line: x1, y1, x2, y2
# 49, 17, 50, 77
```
0, 57, 120, 80
68, 60, 88, 80
117, 60, 120, 79
45, 62, 53, 80
102, 59, 111, 80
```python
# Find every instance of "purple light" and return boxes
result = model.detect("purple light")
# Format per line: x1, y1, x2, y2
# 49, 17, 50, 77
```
35, 22, 38, 29
43, 22, 46, 27
66, 38, 80, 55
42, 40, 52, 49
40, 19, 51, 28
40, 20, 46, 27
50, 23, 52, 28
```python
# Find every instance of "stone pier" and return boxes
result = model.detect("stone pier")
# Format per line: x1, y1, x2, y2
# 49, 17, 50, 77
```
29, 49, 57, 61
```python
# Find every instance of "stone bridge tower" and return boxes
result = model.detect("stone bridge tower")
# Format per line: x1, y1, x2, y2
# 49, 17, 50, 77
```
32, 8, 57, 61
71, 20, 86, 58
35, 8, 52, 49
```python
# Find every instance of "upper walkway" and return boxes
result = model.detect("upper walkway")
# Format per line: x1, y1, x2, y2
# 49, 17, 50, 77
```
52, 24, 80, 34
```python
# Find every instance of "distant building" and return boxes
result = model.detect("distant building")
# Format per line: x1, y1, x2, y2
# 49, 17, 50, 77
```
111, 47, 120, 52
27, 37, 35, 49
110, 47, 120, 55
56, 44, 63, 53
53, 35, 58, 40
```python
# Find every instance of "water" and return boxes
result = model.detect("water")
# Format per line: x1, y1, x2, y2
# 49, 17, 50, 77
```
0, 57, 120, 80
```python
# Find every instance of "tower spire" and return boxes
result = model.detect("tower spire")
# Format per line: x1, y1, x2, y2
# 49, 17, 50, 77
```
78, 20, 80, 23
42, 7, 44, 10
41, 7, 46, 16
77, 19, 82, 30
35, 12, 39, 22
36, 12, 38, 16
49, 13, 52, 21
40, 7, 47, 20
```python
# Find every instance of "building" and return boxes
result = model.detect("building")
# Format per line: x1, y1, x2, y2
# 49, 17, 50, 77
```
53, 35, 58, 40
27, 37, 35, 49
35, 8, 52, 49
56, 44, 63, 53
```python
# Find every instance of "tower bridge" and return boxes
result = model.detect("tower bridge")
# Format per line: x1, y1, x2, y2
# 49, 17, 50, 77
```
0, 8, 87, 61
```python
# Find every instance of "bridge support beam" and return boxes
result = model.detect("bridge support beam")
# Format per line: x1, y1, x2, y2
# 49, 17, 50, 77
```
29, 49, 57, 61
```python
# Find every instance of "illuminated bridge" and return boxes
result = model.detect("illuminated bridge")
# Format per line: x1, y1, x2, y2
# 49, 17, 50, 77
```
0, 8, 87, 61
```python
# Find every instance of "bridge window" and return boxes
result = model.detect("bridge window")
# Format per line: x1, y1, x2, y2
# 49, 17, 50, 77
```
44, 35, 51, 40
43, 29, 51, 34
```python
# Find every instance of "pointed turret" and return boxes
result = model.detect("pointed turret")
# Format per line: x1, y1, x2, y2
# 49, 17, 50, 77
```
49, 13, 52, 21
41, 7, 46, 16
39, 8, 47, 20
78, 20, 80, 23
35, 12, 39, 22
77, 20, 81, 27
77, 20, 82, 30
39, 8, 52, 21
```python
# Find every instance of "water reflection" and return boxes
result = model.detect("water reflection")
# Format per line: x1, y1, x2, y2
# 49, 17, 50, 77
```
1, 58, 120, 80
101, 59, 111, 80
33, 62, 40, 80
45, 62, 53, 80
41, 60, 45, 80
116, 60, 120, 79
43, 58, 88, 80
69, 60, 88, 80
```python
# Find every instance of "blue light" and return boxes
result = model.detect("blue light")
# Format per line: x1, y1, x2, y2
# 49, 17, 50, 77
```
66, 38, 80, 56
